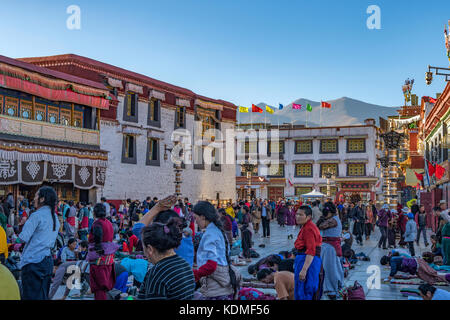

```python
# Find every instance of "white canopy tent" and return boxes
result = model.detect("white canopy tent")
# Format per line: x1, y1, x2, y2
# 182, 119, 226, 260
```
300, 190, 326, 198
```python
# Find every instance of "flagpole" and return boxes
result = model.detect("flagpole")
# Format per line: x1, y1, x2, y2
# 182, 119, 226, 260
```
320, 101, 323, 127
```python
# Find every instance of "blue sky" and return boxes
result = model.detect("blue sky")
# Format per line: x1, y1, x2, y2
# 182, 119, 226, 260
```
1, 0, 450, 108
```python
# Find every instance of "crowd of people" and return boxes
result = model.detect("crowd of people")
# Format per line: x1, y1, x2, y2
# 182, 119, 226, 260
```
1, 188, 450, 300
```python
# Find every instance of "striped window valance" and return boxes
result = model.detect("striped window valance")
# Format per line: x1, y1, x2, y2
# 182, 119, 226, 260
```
176, 98, 191, 107
125, 83, 144, 94
107, 77, 124, 89
149, 89, 165, 101
195, 99, 223, 111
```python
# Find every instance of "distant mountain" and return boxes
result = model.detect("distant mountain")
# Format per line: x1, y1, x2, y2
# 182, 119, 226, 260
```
237, 97, 398, 126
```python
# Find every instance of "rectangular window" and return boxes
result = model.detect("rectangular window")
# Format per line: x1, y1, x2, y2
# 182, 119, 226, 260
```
123, 92, 138, 122
347, 138, 366, 153
73, 111, 83, 128
0, 95, 3, 114
320, 163, 338, 177
347, 163, 365, 176
211, 148, 221, 172
295, 140, 313, 154
48, 106, 59, 124
295, 187, 312, 196
35, 103, 46, 121
268, 164, 284, 177
20, 100, 33, 119
295, 163, 313, 177
122, 134, 137, 164
60, 109, 71, 126
194, 145, 205, 170
127, 92, 136, 116
175, 106, 186, 129
320, 186, 337, 195
320, 139, 338, 153
148, 99, 161, 127
268, 141, 284, 154
146, 138, 160, 166
5, 97, 18, 117
244, 141, 258, 154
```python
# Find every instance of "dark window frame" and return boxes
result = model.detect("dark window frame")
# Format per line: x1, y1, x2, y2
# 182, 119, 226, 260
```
146, 138, 160, 166
174, 106, 186, 129
123, 91, 139, 123
320, 163, 339, 177
147, 98, 161, 128
267, 164, 285, 178
346, 163, 366, 177
121, 134, 137, 164
267, 140, 285, 156
346, 138, 366, 153
294, 163, 313, 178
295, 140, 313, 154
320, 139, 339, 154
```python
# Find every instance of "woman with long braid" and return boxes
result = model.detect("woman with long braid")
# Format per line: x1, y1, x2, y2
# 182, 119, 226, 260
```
192, 201, 242, 300
18, 186, 60, 300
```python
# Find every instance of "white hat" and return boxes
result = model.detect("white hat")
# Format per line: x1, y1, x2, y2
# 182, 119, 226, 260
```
402, 207, 410, 213
439, 200, 446, 205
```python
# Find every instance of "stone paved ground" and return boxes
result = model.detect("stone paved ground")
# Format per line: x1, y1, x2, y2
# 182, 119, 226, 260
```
57, 220, 449, 300
234, 221, 449, 300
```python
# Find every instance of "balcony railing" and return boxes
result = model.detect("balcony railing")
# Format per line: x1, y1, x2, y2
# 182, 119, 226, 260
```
0, 114, 100, 146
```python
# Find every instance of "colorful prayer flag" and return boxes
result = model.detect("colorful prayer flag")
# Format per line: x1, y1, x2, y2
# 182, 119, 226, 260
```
265, 105, 274, 114
321, 101, 331, 108
252, 104, 263, 113
238, 106, 249, 113
279, 103, 284, 110
292, 103, 302, 110
306, 103, 312, 112
429, 97, 437, 104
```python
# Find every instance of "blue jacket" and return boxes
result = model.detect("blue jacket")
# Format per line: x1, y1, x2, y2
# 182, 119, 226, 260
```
404, 219, 417, 242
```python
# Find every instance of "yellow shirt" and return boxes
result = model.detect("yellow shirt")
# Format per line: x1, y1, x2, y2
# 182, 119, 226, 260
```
226, 207, 235, 219
0, 264, 20, 300
0, 226, 8, 260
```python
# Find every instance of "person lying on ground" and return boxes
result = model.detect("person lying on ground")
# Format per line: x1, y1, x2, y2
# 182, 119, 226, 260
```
380, 255, 449, 285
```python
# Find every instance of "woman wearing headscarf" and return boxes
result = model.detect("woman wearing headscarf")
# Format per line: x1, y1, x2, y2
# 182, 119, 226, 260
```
87, 203, 119, 300
377, 204, 391, 250
293, 205, 323, 300
192, 201, 242, 300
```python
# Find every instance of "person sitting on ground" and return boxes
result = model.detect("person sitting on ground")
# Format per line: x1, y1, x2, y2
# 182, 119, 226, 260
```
257, 268, 295, 300
60, 238, 78, 263
418, 283, 450, 300
77, 240, 89, 261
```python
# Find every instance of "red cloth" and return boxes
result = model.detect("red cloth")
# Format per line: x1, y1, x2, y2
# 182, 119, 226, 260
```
193, 260, 218, 282
436, 164, 446, 180
252, 104, 263, 113
80, 216, 89, 229
294, 219, 322, 256
427, 160, 436, 176
128, 234, 139, 253
89, 264, 116, 300
321, 101, 331, 108
88, 218, 114, 243
66, 216, 76, 227
122, 241, 129, 253
322, 237, 342, 257
414, 172, 423, 181
189, 220, 195, 238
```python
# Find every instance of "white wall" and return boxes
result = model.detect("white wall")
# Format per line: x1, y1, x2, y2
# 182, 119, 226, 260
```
99, 96, 236, 202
